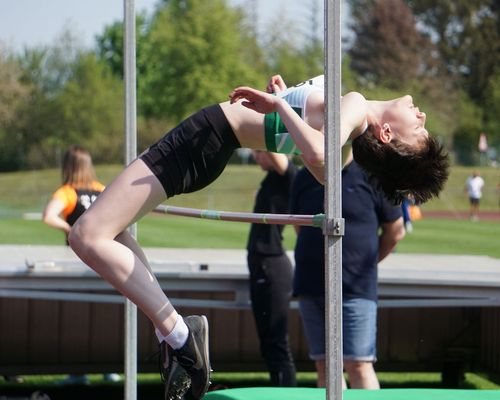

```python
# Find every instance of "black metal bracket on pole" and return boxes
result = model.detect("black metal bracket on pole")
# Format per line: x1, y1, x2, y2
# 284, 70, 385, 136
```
323, 218, 345, 237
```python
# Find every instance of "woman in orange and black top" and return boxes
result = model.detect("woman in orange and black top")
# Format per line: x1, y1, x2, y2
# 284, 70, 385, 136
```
43, 146, 104, 243
42, 146, 121, 384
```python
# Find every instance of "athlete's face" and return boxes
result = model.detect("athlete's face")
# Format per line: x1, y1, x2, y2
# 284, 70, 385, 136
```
382, 95, 428, 147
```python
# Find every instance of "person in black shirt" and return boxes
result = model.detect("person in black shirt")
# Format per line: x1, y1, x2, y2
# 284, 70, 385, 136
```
247, 150, 297, 386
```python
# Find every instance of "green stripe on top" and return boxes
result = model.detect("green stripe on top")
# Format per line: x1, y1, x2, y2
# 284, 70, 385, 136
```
264, 113, 278, 152
264, 106, 302, 154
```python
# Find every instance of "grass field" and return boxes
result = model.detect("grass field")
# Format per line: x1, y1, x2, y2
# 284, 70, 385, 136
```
1, 214, 500, 258
0, 163, 499, 218
0, 371, 499, 400
0, 163, 499, 257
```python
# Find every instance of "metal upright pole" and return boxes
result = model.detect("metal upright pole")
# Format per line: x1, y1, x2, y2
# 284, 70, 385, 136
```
324, 1, 343, 399
123, 1, 138, 399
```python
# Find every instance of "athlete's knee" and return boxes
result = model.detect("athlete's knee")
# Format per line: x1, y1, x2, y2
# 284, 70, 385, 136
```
68, 217, 96, 256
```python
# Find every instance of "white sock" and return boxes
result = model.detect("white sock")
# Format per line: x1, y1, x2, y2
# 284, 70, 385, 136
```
156, 315, 189, 350
155, 327, 167, 344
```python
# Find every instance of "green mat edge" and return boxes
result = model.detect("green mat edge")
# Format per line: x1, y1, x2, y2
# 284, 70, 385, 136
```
204, 387, 500, 400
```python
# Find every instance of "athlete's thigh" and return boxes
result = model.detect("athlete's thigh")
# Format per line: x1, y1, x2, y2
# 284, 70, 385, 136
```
78, 158, 167, 237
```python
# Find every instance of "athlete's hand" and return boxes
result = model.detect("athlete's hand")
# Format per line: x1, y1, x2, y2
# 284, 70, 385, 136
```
266, 75, 287, 93
229, 86, 280, 114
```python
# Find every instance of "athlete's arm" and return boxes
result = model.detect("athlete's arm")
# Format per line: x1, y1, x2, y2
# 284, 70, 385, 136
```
42, 198, 71, 234
230, 86, 325, 176
266, 152, 290, 175
266, 75, 287, 93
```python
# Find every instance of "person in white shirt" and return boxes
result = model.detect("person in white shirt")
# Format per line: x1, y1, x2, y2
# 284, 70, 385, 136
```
464, 170, 485, 221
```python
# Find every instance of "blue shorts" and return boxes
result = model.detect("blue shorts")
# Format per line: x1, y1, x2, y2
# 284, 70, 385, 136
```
298, 296, 377, 362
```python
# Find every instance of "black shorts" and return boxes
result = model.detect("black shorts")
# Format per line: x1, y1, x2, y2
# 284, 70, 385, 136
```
140, 104, 240, 198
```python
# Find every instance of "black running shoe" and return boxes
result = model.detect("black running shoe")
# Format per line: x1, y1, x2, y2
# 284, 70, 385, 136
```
160, 340, 191, 400
172, 315, 211, 400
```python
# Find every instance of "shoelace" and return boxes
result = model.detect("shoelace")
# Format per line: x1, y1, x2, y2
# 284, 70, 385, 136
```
146, 345, 167, 383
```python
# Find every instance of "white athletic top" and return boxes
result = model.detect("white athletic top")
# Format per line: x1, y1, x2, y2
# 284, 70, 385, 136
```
264, 76, 324, 154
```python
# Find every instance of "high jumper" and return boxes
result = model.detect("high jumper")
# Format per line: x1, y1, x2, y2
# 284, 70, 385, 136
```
69, 74, 449, 400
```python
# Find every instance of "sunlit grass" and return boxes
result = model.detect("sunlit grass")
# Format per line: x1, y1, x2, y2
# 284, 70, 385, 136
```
2, 371, 499, 389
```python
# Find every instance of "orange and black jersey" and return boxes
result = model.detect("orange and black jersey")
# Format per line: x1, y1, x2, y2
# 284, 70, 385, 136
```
51, 181, 105, 226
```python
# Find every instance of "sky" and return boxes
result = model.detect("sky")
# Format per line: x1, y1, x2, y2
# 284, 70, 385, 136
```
0, 0, 329, 53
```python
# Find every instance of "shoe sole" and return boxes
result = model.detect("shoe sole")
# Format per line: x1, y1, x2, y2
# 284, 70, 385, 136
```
164, 359, 191, 400
185, 315, 211, 400
198, 315, 211, 399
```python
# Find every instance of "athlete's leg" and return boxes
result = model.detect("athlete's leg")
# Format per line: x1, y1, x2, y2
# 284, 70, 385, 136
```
69, 158, 178, 335
115, 230, 153, 274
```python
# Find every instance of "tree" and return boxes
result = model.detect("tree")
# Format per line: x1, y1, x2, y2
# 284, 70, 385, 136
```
345, 0, 465, 150
95, 11, 151, 101
0, 46, 30, 125
138, 0, 263, 121
19, 29, 84, 97
12, 32, 124, 169
482, 68, 500, 149
258, 4, 324, 86
0, 45, 31, 171
347, 0, 438, 90
407, 0, 500, 103
96, 0, 266, 121
41, 53, 124, 166
406, 0, 500, 161
451, 91, 484, 165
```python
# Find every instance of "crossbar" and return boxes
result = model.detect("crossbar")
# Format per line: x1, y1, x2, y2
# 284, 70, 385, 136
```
153, 204, 325, 228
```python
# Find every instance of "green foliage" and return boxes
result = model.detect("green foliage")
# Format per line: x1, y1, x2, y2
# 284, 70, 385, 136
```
451, 93, 484, 165
407, 0, 500, 155
95, 12, 149, 80
408, 0, 499, 102
346, 0, 457, 147
1, 0, 498, 171
19, 53, 124, 168
259, 10, 324, 85
347, 0, 442, 89
483, 68, 500, 148
347, 0, 500, 159
0, 48, 31, 170
341, 55, 357, 92
0, 49, 29, 123
18, 29, 84, 96
49, 53, 124, 165
0, 30, 125, 171
140, 0, 263, 121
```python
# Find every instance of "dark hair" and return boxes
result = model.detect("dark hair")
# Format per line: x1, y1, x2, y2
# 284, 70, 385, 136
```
351, 132, 449, 204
